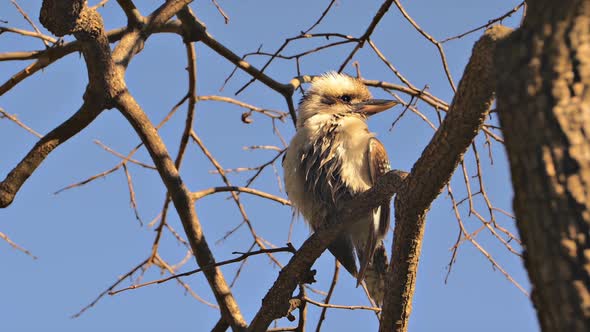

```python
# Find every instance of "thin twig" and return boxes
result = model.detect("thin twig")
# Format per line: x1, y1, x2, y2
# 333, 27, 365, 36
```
441, 2, 525, 43
0, 231, 37, 259
315, 259, 340, 332
211, 0, 230, 24
392, 0, 456, 91
303, 296, 381, 312
122, 164, 143, 226
109, 245, 296, 295
192, 186, 291, 205
72, 258, 149, 318
338, 0, 395, 71
10, 0, 50, 47
0, 26, 57, 43
303, 0, 337, 34
0, 108, 42, 137
94, 140, 156, 169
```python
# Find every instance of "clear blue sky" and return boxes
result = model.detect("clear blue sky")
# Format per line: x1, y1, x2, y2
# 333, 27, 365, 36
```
1, 1, 538, 331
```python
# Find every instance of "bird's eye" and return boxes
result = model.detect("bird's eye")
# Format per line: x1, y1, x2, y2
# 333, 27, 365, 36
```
339, 95, 352, 103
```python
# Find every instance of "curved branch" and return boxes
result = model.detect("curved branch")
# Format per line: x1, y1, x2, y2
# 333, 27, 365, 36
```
0, 100, 102, 207
378, 26, 513, 332
1, 0, 119, 207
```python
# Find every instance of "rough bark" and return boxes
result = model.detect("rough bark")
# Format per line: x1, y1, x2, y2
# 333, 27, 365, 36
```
496, 1, 590, 331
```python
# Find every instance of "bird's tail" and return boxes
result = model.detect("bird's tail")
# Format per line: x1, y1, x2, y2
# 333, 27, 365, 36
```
362, 241, 389, 307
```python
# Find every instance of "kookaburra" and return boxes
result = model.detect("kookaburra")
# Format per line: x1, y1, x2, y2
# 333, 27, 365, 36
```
283, 72, 397, 305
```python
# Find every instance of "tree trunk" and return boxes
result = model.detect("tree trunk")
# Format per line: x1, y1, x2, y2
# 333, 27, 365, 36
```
495, 1, 590, 331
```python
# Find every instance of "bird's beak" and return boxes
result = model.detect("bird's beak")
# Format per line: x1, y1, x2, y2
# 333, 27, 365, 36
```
353, 99, 398, 116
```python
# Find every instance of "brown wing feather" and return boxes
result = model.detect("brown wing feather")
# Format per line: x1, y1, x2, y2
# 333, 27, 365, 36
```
368, 138, 391, 184
368, 138, 391, 237
357, 138, 392, 286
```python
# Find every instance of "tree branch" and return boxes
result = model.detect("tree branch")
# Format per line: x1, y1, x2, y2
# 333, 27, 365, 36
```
192, 186, 291, 206
115, 91, 248, 330
175, 7, 298, 125
116, 0, 142, 27
109, 245, 296, 295
23, 2, 248, 330
338, 0, 395, 71
379, 26, 513, 332
248, 170, 408, 332
0, 100, 102, 207
1, 0, 120, 207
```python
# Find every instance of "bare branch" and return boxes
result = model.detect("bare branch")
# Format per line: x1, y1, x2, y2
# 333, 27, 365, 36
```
176, 7, 297, 125
0, 26, 57, 43
0, 100, 103, 207
315, 260, 340, 332
338, 0, 395, 71
116, 90, 247, 330
0, 22, 181, 96
0, 108, 42, 137
93, 140, 156, 169
116, 0, 142, 26
441, 2, 525, 43
0, 231, 37, 259
379, 26, 513, 332
303, 0, 337, 34
72, 258, 149, 318
11, 0, 50, 47
110, 245, 296, 295
392, 0, 457, 91
190, 131, 284, 268
198, 95, 288, 120
304, 296, 381, 312
32, 2, 248, 330
192, 186, 290, 205
122, 163, 143, 226
211, 0, 230, 24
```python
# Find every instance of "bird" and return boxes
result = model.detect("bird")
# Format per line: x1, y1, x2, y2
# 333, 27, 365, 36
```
282, 72, 397, 305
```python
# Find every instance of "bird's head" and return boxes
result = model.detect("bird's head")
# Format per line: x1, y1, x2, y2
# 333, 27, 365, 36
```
296, 72, 398, 127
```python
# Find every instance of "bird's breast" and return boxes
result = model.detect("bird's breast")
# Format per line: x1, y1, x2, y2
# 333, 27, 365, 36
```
283, 115, 374, 228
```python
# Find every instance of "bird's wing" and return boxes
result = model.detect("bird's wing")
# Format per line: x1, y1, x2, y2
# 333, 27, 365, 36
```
357, 137, 391, 285
368, 137, 391, 237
